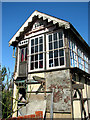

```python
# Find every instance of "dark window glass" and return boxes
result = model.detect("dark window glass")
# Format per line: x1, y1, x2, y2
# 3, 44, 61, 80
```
54, 50, 58, 57
54, 58, 58, 66
31, 47, 34, 54
54, 41, 58, 49
58, 32, 62, 39
60, 57, 64, 65
21, 48, 24, 62
35, 54, 38, 61
49, 51, 53, 58
39, 53, 43, 60
59, 49, 64, 57
39, 37, 43, 43
31, 39, 34, 46
31, 63, 34, 70
31, 55, 34, 61
25, 48, 27, 61
39, 61, 43, 68
49, 59, 53, 67
35, 46, 38, 52
53, 33, 57, 40
49, 43, 53, 50
49, 35, 52, 42
35, 62, 38, 68
39, 44, 43, 51
35, 38, 38, 45
59, 40, 63, 47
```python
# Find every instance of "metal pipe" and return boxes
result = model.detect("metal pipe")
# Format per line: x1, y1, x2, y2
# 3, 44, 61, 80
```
12, 47, 16, 58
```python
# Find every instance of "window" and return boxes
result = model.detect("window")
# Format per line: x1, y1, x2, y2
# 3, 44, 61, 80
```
29, 35, 44, 71
20, 47, 27, 62
78, 49, 84, 70
69, 35, 89, 73
47, 31, 65, 69
69, 39, 77, 68
84, 55, 88, 73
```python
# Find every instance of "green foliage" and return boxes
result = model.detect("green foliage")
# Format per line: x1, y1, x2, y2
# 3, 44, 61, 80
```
1, 66, 32, 119
1, 66, 13, 119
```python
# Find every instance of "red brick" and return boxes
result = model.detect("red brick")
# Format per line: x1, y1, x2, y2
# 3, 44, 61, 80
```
35, 111, 43, 118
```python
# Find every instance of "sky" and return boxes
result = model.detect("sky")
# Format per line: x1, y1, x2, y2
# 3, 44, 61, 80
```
2, 2, 89, 73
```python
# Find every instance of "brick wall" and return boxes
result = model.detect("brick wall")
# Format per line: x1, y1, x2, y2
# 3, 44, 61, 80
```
2, 111, 43, 120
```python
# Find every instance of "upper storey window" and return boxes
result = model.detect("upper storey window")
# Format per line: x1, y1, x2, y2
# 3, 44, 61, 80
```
29, 35, 44, 71
69, 36, 89, 73
46, 31, 65, 69
20, 47, 27, 62
69, 39, 77, 67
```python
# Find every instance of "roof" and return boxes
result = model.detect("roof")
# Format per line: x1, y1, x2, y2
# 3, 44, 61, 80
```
9, 10, 70, 46
9, 10, 90, 52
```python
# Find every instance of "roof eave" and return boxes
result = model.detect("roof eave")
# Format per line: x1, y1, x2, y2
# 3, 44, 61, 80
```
9, 10, 70, 46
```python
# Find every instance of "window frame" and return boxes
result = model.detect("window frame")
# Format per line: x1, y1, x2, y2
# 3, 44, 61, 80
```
46, 30, 66, 70
19, 47, 28, 63
28, 34, 45, 72
69, 35, 89, 73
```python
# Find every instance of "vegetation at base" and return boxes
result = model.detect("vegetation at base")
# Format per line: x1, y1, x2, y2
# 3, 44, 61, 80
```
0, 66, 32, 119
1, 67, 13, 119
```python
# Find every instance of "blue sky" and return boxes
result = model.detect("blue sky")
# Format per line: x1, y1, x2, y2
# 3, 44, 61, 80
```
2, 2, 88, 73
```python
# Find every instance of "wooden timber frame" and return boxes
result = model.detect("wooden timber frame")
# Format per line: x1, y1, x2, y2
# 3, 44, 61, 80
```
15, 75, 54, 119
26, 76, 54, 119
70, 67, 90, 119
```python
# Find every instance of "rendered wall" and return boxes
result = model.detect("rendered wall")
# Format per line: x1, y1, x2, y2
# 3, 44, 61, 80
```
45, 69, 71, 112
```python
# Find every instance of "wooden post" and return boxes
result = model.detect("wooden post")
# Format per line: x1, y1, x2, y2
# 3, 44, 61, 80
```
80, 89, 83, 119
86, 79, 89, 118
50, 88, 54, 120
70, 73, 74, 120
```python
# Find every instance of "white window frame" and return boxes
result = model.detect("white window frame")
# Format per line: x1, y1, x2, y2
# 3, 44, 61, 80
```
46, 30, 66, 70
28, 34, 45, 72
69, 36, 89, 73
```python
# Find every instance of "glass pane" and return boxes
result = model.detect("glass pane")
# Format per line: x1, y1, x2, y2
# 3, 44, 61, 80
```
49, 43, 53, 50
35, 38, 38, 45
39, 37, 43, 43
53, 33, 57, 40
59, 49, 64, 57
39, 44, 43, 51
54, 58, 58, 66
60, 57, 64, 65
54, 50, 58, 57
49, 35, 52, 42
49, 59, 53, 67
39, 61, 43, 68
25, 48, 27, 61
70, 50, 72, 57
35, 62, 38, 68
54, 41, 58, 49
35, 46, 38, 52
59, 40, 63, 47
49, 51, 53, 58
31, 47, 34, 54
31, 63, 34, 70
73, 59, 75, 67
39, 53, 43, 60
31, 39, 34, 46
58, 32, 62, 39
21, 48, 24, 62
35, 54, 38, 61
70, 58, 73, 66
31, 55, 34, 61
